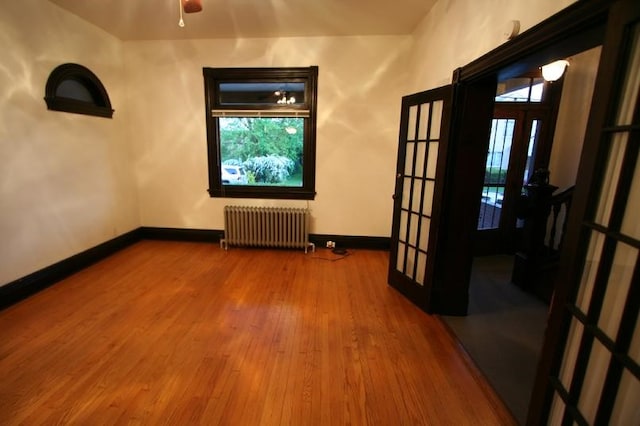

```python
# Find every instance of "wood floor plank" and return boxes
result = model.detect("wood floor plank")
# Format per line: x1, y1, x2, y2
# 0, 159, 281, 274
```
0, 241, 515, 425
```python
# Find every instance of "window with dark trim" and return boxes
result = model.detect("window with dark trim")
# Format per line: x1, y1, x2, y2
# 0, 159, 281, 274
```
44, 63, 114, 118
203, 66, 318, 200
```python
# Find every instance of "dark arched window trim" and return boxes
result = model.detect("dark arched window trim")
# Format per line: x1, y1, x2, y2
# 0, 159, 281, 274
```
44, 63, 114, 118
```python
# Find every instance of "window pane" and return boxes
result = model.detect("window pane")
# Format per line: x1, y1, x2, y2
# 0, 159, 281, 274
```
218, 82, 305, 106
399, 211, 408, 242
405, 142, 415, 176
529, 78, 545, 102
598, 242, 637, 338
479, 118, 511, 231
219, 117, 304, 187
577, 340, 611, 424
495, 77, 544, 103
415, 142, 426, 178
549, 392, 566, 425
559, 318, 584, 389
402, 178, 411, 209
56, 79, 95, 102
423, 181, 434, 216
576, 231, 606, 313
418, 103, 430, 140
611, 369, 640, 425
419, 217, 430, 251
495, 78, 531, 102
406, 247, 416, 280
408, 105, 418, 140
409, 213, 419, 246
478, 186, 503, 230
621, 148, 640, 240
430, 101, 443, 139
412, 179, 423, 213
396, 242, 405, 272
524, 119, 541, 183
616, 23, 640, 125
594, 133, 628, 226
416, 252, 427, 286
629, 314, 640, 365
426, 142, 438, 179
487, 119, 514, 175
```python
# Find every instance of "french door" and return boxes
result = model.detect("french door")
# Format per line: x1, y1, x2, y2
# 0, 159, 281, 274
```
475, 109, 538, 254
388, 86, 452, 312
529, 0, 640, 423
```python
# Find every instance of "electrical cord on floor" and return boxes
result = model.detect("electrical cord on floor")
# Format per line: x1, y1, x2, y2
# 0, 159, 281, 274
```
311, 248, 352, 261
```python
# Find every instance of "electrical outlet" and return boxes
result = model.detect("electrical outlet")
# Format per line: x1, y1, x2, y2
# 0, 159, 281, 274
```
326, 241, 335, 249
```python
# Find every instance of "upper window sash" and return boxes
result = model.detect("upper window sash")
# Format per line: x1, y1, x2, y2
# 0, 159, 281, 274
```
204, 67, 316, 112
210, 109, 310, 118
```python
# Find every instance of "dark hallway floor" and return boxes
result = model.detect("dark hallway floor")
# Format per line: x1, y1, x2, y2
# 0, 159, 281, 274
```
440, 255, 549, 425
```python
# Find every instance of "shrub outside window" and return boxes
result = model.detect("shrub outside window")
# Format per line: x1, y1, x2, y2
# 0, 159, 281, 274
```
203, 67, 318, 200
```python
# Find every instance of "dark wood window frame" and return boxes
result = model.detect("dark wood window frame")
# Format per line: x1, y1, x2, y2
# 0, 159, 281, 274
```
203, 66, 318, 200
44, 63, 114, 118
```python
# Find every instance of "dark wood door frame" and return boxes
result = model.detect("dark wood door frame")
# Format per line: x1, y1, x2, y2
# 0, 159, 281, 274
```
430, 75, 496, 315
430, 0, 638, 424
432, 1, 608, 316
432, 0, 609, 313
527, 0, 640, 423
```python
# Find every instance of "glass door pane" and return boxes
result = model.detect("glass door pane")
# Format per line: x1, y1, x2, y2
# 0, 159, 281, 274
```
538, 16, 640, 425
478, 118, 515, 230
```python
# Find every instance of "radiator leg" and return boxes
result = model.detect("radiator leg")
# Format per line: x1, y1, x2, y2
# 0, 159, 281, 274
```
220, 239, 228, 250
306, 242, 316, 254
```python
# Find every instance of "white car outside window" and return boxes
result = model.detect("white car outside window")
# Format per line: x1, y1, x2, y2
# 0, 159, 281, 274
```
221, 165, 247, 184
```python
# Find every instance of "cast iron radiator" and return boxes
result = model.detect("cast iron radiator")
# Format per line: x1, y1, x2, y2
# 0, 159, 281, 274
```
220, 206, 315, 253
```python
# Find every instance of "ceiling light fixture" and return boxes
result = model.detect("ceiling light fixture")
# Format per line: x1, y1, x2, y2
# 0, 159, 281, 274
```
541, 59, 569, 82
275, 91, 296, 104
178, 0, 203, 28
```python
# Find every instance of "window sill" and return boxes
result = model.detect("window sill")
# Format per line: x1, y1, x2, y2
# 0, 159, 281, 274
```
208, 187, 316, 200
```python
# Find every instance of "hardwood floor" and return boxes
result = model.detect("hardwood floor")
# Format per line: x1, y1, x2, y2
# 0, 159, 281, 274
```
0, 241, 515, 425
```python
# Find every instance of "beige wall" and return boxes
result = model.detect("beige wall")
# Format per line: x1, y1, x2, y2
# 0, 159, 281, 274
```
407, 0, 577, 91
125, 0, 575, 238
0, 0, 138, 286
124, 36, 411, 236
549, 46, 602, 190
1, 0, 581, 287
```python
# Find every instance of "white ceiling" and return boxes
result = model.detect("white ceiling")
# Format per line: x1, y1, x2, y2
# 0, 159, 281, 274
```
49, 0, 438, 41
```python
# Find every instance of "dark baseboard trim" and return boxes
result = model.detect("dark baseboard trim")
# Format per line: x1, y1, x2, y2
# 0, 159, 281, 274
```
140, 228, 390, 250
0, 228, 142, 310
309, 234, 390, 250
0, 227, 389, 310
139, 227, 223, 243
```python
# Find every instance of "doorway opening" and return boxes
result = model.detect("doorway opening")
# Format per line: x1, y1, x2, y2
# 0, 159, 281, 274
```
442, 45, 603, 423
475, 72, 563, 256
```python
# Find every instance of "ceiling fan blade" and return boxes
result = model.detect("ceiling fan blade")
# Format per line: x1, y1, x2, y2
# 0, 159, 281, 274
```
182, 0, 203, 14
